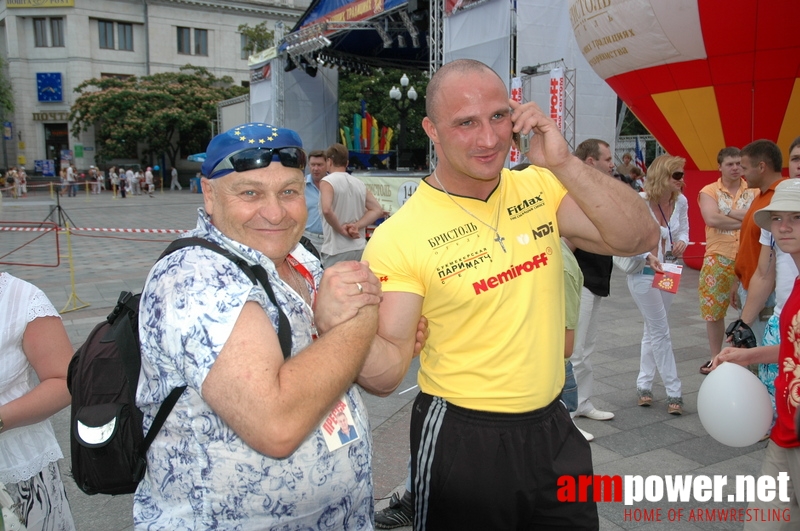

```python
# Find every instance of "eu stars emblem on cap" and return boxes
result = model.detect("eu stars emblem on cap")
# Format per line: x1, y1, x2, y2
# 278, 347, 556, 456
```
201, 122, 305, 179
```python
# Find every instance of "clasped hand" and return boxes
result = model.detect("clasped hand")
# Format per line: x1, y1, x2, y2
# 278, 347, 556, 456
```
314, 260, 382, 334
341, 223, 361, 239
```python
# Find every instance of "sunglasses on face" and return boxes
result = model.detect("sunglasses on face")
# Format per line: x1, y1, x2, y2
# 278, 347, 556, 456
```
209, 147, 307, 178
671, 172, 684, 180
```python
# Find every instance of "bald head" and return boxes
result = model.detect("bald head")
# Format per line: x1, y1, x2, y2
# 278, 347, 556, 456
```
426, 59, 505, 124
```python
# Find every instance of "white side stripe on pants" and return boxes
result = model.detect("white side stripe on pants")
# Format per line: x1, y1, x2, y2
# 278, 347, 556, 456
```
414, 396, 447, 531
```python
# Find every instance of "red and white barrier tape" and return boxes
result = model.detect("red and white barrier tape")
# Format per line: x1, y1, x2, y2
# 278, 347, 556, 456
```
0, 226, 188, 233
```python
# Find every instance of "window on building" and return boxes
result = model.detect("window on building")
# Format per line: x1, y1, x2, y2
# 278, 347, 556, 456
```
177, 27, 191, 54
118, 23, 133, 51
99, 20, 114, 49
101, 73, 133, 81
194, 29, 208, 56
34, 18, 48, 47
241, 34, 251, 60
50, 18, 64, 47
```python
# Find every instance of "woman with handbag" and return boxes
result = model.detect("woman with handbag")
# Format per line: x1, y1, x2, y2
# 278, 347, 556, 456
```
626, 155, 689, 415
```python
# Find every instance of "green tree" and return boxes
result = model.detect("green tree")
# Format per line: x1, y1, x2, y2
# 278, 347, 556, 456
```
0, 56, 15, 116
238, 22, 275, 56
69, 65, 247, 167
337, 67, 428, 163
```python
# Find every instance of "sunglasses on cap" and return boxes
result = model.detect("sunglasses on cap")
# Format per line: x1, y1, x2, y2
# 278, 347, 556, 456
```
209, 146, 307, 178
671, 172, 684, 180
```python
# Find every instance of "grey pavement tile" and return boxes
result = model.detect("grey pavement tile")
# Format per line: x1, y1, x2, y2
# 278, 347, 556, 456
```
591, 404, 673, 432
594, 448, 703, 477
591, 442, 626, 467
598, 389, 642, 409
668, 435, 769, 467
576, 420, 622, 441
595, 421, 696, 457
603, 344, 646, 361
600, 515, 626, 530
593, 360, 643, 383
596, 375, 642, 398
664, 411, 708, 438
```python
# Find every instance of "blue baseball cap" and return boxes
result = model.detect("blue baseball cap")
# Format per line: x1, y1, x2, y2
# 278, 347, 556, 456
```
201, 122, 305, 179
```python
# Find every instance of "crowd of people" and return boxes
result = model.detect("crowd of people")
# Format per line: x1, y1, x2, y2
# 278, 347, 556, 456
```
1, 166, 28, 198
3, 57, 800, 530
57, 165, 174, 198
0, 164, 187, 199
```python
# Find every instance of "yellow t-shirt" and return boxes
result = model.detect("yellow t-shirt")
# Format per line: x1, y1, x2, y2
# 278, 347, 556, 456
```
364, 166, 567, 413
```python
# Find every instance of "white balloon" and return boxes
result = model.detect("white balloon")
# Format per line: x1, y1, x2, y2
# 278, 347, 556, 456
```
697, 362, 773, 447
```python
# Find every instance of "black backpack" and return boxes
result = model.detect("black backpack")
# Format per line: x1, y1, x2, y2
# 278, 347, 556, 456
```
67, 237, 292, 495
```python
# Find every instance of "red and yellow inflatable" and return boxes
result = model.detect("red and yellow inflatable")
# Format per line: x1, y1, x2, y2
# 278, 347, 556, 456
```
571, 0, 800, 268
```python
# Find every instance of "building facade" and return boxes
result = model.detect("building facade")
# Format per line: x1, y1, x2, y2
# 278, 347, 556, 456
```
0, 0, 308, 174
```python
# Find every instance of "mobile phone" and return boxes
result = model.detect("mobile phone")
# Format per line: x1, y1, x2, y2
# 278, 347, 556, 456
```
514, 131, 530, 154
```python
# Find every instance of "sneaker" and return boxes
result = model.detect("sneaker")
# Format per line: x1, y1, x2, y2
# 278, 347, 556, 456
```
375, 491, 413, 529
577, 408, 615, 421
577, 426, 594, 442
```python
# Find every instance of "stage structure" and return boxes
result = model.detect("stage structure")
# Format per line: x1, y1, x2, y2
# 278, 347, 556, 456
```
259, 0, 616, 164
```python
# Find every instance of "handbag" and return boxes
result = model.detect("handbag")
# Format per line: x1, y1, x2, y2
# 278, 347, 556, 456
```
612, 255, 646, 275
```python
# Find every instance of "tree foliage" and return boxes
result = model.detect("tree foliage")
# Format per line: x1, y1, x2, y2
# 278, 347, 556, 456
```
69, 65, 247, 166
0, 57, 14, 116
238, 22, 275, 56
337, 67, 428, 157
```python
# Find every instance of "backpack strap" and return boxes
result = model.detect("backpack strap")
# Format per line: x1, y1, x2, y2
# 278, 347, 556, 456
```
135, 237, 296, 476
134, 385, 185, 482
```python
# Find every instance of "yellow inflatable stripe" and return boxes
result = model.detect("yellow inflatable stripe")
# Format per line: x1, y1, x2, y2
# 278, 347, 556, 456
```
777, 79, 800, 167
652, 87, 725, 171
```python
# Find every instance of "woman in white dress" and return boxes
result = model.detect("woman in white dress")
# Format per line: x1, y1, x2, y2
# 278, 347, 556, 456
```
0, 272, 76, 531
627, 155, 689, 415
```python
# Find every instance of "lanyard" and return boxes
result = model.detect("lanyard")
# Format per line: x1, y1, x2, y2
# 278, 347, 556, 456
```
286, 254, 316, 307
286, 253, 318, 340
657, 203, 674, 247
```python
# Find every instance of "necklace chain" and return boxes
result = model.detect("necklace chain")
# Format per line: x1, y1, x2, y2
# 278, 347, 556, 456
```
433, 169, 506, 253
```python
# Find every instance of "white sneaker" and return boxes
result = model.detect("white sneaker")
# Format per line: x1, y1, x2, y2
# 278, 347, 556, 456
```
578, 408, 615, 421
577, 426, 594, 442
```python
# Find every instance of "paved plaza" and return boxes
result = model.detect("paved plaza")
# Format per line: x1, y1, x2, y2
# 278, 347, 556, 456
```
1, 188, 772, 530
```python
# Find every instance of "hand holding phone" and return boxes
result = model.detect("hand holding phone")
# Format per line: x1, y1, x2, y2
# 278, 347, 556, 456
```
513, 132, 530, 154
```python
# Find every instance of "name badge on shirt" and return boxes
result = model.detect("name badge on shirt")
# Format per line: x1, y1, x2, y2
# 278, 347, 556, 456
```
321, 397, 360, 452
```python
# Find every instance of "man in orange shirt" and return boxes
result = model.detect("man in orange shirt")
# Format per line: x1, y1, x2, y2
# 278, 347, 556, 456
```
697, 147, 756, 374
733, 139, 787, 346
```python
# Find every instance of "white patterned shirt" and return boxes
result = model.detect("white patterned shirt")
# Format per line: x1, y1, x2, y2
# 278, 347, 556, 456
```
134, 209, 373, 530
